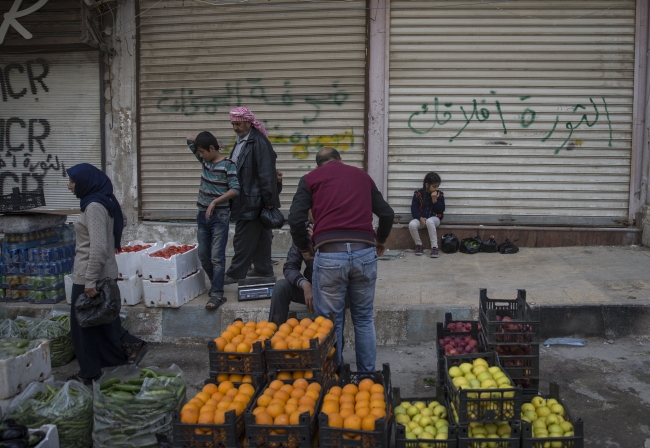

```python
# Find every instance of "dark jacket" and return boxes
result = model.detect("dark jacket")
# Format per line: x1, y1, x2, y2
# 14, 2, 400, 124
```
411, 188, 445, 220
283, 243, 313, 288
289, 161, 394, 251
231, 128, 281, 221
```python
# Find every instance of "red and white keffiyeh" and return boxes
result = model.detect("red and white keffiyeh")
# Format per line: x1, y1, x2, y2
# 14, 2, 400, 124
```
229, 107, 268, 138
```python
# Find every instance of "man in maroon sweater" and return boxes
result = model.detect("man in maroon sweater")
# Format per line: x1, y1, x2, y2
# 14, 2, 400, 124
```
288, 147, 394, 371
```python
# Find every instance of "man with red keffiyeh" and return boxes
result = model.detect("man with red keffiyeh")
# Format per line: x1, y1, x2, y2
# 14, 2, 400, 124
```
224, 107, 281, 284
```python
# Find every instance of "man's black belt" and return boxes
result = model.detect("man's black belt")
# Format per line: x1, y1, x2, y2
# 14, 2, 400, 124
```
318, 242, 374, 253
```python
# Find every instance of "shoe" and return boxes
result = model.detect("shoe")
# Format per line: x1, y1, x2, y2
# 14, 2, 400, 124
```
206, 292, 227, 310
123, 341, 149, 365
67, 372, 102, 386
415, 245, 424, 256
247, 268, 269, 277
430, 248, 439, 258
224, 275, 239, 285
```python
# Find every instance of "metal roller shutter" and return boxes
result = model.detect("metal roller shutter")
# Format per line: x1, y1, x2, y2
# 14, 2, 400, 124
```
139, 0, 367, 220
0, 51, 101, 212
388, 0, 635, 226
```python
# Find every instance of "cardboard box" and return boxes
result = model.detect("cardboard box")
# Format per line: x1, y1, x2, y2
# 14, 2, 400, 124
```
141, 242, 201, 281
0, 340, 51, 400
143, 270, 206, 308
118, 275, 144, 306
116, 241, 162, 279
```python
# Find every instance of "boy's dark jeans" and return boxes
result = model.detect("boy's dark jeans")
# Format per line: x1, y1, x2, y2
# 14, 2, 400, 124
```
197, 210, 230, 294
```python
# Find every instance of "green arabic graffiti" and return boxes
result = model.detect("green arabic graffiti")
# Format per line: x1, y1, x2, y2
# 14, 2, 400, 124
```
408, 91, 613, 153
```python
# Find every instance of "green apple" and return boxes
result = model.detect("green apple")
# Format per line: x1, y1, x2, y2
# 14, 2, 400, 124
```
433, 405, 447, 418
414, 401, 427, 410
412, 414, 423, 424
406, 406, 420, 418
405, 431, 416, 440
401, 401, 412, 409
459, 363, 473, 374
545, 414, 560, 426
420, 408, 433, 417
550, 404, 565, 417
434, 419, 448, 429
531, 396, 546, 409
408, 421, 419, 431
412, 426, 424, 436
395, 405, 407, 415
423, 425, 437, 436
560, 421, 574, 433
521, 403, 535, 413
395, 414, 411, 425
427, 400, 440, 409
419, 416, 433, 428
448, 366, 463, 378
497, 424, 511, 437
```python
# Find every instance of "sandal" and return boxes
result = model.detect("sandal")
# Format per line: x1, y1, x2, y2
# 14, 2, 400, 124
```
206, 294, 227, 310
123, 341, 149, 365
67, 372, 101, 386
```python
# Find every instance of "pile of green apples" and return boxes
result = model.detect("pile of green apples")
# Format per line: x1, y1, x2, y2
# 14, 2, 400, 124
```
448, 358, 517, 421
394, 399, 451, 444
521, 396, 576, 439
466, 421, 513, 440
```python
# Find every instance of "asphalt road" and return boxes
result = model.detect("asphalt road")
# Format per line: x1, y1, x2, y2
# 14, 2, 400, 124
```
51, 336, 650, 447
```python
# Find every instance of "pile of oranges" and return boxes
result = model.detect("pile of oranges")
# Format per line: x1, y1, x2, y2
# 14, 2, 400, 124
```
215, 373, 253, 383
252, 379, 322, 431
180, 381, 256, 433
270, 316, 334, 353
213, 320, 278, 353
320, 379, 387, 438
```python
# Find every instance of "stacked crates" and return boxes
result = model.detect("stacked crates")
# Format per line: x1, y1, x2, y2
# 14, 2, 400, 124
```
0, 224, 75, 304
478, 289, 540, 396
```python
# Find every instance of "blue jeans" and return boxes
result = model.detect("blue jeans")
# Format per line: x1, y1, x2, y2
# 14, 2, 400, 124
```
197, 210, 230, 294
313, 245, 378, 372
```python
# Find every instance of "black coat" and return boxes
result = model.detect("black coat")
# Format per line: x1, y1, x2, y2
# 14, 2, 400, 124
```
231, 128, 281, 221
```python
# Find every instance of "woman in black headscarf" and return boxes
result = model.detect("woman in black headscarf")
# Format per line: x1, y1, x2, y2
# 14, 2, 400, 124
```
66, 163, 148, 384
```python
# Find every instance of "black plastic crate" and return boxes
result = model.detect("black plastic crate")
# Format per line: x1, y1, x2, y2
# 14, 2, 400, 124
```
0, 187, 45, 212
173, 376, 265, 448
445, 352, 522, 424
457, 422, 520, 448
393, 386, 457, 448
209, 318, 267, 376
479, 332, 540, 394
244, 372, 324, 448
521, 383, 584, 448
479, 289, 540, 345
318, 363, 393, 448
264, 312, 337, 372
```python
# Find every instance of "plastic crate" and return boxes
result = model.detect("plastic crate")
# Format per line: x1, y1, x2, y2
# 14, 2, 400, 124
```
393, 386, 458, 448
318, 363, 393, 448
479, 332, 540, 394
521, 383, 584, 448
457, 422, 520, 448
173, 376, 265, 448
0, 187, 45, 212
209, 319, 267, 376
479, 289, 540, 345
445, 352, 522, 425
264, 312, 337, 372
244, 372, 324, 448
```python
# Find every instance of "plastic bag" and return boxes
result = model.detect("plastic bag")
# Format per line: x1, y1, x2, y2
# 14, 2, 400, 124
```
27, 317, 73, 368
480, 236, 498, 253
0, 316, 41, 339
74, 278, 121, 327
7, 380, 93, 448
0, 305, 8, 321
260, 207, 285, 229
498, 238, 519, 254
92, 365, 186, 448
441, 233, 459, 254
0, 338, 40, 361
459, 236, 482, 254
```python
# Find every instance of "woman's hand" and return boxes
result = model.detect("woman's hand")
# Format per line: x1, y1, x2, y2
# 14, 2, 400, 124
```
277, 170, 283, 183
431, 191, 439, 203
84, 287, 99, 298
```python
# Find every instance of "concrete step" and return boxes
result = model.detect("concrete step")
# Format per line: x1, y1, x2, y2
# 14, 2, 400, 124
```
3, 246, 650, 344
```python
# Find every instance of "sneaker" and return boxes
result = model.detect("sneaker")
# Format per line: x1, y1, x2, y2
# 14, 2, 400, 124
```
415, 245, 424, 256
430, 248, 439, 258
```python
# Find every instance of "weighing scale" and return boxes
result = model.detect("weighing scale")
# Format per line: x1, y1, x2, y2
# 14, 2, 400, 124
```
237, 276, 276, 302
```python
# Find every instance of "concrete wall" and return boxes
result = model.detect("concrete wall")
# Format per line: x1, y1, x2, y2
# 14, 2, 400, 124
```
643, 205, 650, 246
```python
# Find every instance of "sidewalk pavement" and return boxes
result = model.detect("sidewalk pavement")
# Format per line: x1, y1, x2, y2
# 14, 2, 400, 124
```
4, 246, 650, 343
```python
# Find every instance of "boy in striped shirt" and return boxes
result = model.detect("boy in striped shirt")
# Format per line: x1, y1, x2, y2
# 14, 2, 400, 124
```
186, 131, 240, 310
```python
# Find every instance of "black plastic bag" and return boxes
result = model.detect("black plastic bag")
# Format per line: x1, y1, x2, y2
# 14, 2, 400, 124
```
459, 236, 482, 254
74, 278, 121, 328
498, 238, 519, 254
441, 233, 459, 254
260, 207, 285, 229
480, 236, 498, 253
